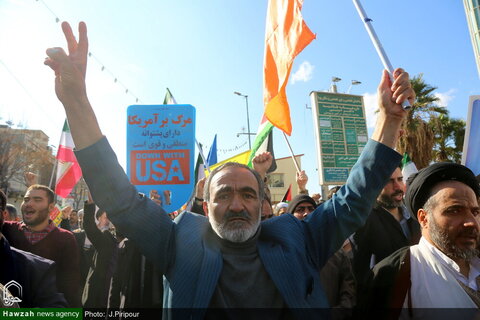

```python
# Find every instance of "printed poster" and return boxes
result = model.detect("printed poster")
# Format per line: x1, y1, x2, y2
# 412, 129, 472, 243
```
127, 104, 195, 212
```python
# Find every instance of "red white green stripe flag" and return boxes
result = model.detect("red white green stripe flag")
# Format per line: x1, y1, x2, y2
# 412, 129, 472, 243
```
55, 120, 82, 198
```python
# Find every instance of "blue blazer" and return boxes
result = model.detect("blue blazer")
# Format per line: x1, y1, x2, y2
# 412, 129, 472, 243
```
76, 138, 401, 318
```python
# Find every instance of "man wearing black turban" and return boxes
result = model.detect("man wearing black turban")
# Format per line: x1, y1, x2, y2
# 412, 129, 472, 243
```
359, 162, 480, 317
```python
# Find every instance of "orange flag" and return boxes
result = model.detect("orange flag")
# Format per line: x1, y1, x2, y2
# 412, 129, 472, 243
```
263, 0, 315, 135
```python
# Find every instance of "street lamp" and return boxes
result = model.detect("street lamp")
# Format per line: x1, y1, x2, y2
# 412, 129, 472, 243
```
233, 91, 252, 150
346, 80, 362, 94
330, 77, 342, 93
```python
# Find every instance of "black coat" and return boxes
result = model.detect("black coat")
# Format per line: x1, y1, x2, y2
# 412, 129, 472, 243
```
82, 203, 118, 307
109, 238, 163, 309
353, 205, 420, 291
0, 235, 67, 307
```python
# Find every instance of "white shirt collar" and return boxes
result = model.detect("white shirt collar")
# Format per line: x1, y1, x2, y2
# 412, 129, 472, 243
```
420, 237, 480, 290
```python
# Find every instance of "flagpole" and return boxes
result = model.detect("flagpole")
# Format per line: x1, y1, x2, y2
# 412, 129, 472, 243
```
352, 0, 410, 110
282, 132, 301, 174
48, 159, 58, 189
196, 139, 211, 173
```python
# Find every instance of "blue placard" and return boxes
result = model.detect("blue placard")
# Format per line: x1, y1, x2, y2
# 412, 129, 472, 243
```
465, 99, 480, 175
127, 104, 195, 212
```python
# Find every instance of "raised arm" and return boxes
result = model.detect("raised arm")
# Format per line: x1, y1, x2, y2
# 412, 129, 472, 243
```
45, 22, 102, 149
82, 202, 109, 250
45, 22, 175, 274
371, 68, 414, 148
296, 170, 308, 195
304, 68, 414, 266
252, 152, 273, 181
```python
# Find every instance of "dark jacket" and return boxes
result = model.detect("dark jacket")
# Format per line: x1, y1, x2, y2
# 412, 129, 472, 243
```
0, 235, 67, 307
357, 246, 410, 319
109, 238, 163, 309
72, 229, 95, 291
2, 221, 81, 307
82, 203, 118, 307
320, 249, 356, 319
353, 205, 420, 292
320, 249, 356, 307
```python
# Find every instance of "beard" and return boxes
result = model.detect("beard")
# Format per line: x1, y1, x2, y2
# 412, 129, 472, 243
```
209, 210, 261, 243
429, 214, 479, 261
22, 207, 50, 228
377, 190, 404, 209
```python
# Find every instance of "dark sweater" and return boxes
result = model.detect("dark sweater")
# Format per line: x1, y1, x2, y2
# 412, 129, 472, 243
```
207, 229, 286, 313
2, 221, 81, 307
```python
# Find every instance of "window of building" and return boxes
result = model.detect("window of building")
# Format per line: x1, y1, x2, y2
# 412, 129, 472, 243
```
267, 173, 285, 188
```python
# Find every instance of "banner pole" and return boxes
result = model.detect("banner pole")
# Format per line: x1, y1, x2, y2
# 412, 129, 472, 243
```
196, 139, 211, 173
282, 132, 301, 174
352, 0, 411, 109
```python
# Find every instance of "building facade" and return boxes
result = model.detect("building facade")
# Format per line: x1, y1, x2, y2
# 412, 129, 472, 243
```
267, 154, 303, 203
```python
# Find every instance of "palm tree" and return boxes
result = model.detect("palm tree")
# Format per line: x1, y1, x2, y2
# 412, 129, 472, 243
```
430, 113, 465, 163
396, 74, 447, 169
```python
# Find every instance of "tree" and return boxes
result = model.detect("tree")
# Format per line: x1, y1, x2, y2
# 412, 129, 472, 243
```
69, 178, 88, 210
430, 113, 465, 163
395, 74, 448, 169
0, 125, 54, 197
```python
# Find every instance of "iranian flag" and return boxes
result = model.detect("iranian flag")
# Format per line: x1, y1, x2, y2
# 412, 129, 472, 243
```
55, 120, 82, 198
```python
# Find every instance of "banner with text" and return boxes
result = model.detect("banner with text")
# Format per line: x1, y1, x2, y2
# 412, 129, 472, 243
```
310, 92, 368, 185
127, 105, 195, 212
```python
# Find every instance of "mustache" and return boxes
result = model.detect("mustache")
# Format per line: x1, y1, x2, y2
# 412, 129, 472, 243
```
459, 228, 479, 238
392, 190, 404, 197
223, 210, 251, 222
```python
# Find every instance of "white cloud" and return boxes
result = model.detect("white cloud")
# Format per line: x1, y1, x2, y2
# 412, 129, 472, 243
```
291, 61, 314, 84
362, 92, 378, 131
434, 89, 456, 108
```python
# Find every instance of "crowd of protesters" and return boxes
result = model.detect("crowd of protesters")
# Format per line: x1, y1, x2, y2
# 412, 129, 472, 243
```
1, 20, 480, 320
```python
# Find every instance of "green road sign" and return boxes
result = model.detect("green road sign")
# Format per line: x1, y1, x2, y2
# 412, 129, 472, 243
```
310, 91, 368, 185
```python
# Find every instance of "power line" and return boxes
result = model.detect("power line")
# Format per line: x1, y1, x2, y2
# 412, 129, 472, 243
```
0, 59, 57, 127
36, 0, 143, 103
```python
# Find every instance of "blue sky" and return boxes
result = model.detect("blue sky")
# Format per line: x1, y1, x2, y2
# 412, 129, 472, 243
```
0, 0, 478, 194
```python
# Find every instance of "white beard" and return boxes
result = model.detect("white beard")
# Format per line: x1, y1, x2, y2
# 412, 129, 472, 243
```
209, 212, 261, 243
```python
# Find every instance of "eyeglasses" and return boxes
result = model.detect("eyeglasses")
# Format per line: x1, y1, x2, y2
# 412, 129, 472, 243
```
294, 205, 315, 214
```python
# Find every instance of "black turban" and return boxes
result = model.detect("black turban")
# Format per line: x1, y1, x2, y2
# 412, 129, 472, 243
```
405, 162, 480, 219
